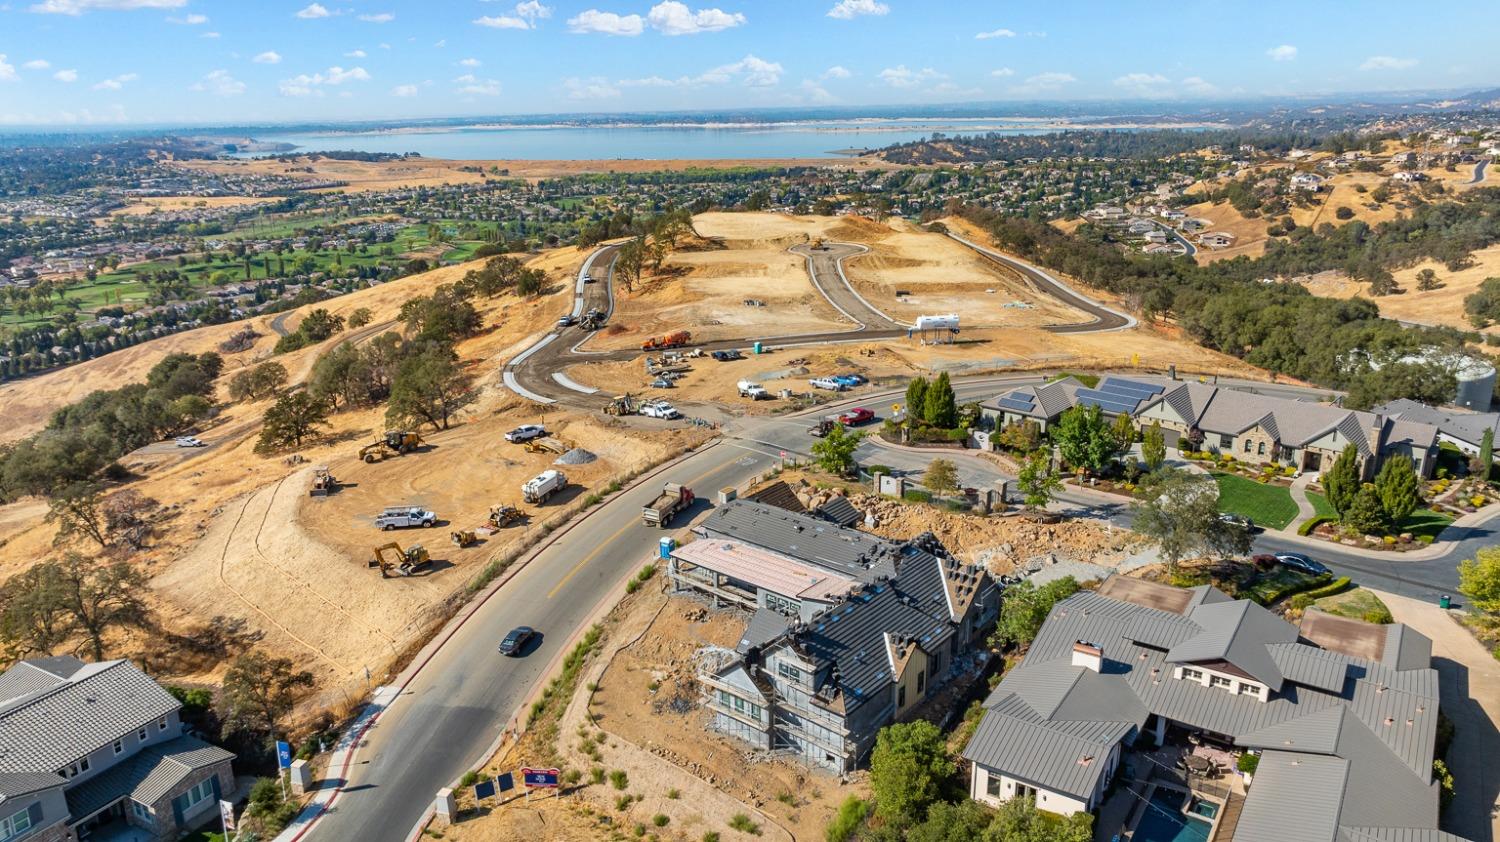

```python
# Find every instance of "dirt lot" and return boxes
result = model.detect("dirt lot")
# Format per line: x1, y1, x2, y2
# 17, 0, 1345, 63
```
1299, 243, 1500, 333
173, 156, 894, 191
108, 195, 276, 217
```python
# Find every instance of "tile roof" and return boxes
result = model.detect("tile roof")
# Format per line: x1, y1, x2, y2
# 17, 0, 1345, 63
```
64, 735, 232, 821
0, 657, 84, 705
0, 770, 65, 802
0, 660, 180, 775
1373, 398, 1500, 449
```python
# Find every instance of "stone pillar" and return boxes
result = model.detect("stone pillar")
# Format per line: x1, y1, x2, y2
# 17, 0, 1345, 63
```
434, 788, 457, 827
289, 760, 313, 796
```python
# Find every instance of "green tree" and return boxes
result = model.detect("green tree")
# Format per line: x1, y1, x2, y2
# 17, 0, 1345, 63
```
1458, 547, 1500, 613
398, 285, 480, 344
1053, 404, 1114, 476
984, 795, 1092, 842
219, 651, 315, 745
46, 484, 108, 548
812, 423, 863, 476
255, 392, 330, 453
0, 564, 71, 658
923, 372, 958, 428
1475, 428, 1494, 480
1016, 450, 1062, 510
1131, 468, 1250, 573
386, 346, 476, 432
922, 458, 960, 497
989, 576, 1080, 650
1141, 421, 1167, 472
347, 307, 373, 329
1375, 454, 1420, 524
904, 377, 929, 425
1464, 277, 1500, 327
1324, 444, 1362, 518
868, 721, 955, 827
1343, 483, 1390, 534
1110, 411, 1136, 452
308, 342, 376, 410
55, 553, 152, 661
1416, 268, 1441, 291
906, 800, 996, 842
995, 420, 1042, 453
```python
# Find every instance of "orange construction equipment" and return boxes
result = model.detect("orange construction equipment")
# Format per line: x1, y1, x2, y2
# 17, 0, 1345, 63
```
641, 330, 692, 352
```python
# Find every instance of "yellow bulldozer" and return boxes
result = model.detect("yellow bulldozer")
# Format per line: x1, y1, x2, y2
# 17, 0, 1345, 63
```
358, 430, 426, 464
524, 437, 572, 455
369, 542, 432, 578
488, 504, 525, 529
308, 466, 338, 497
450, 530, 478, 548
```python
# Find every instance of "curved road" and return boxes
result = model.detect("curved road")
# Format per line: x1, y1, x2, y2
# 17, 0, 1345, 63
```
945, 232, 1137, 332
1467, 159, 1489, 186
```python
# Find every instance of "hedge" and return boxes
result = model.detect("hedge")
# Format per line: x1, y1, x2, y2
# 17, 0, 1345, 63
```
1289, 577, 1353, 610
1255, 572, 1334, 606
1298, 515, 1336, 536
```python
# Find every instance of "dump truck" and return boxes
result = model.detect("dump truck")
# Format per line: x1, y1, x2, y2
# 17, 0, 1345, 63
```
309, 466, 338, 497
642, 482, 694, 527
369, 542, 431, 578
523, 469, 567, 504
737, 380, 769, 400
641, 330, 691, 352
488, 504, 525, 528
358, 430, 425, 463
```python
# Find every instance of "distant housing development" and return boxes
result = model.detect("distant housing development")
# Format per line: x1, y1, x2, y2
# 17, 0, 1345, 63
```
962, 576, 1468, 842
0, 657, 235, 841
676, 500, 998, 773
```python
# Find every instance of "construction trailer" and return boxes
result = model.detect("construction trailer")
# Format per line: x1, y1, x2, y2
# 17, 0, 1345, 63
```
368, 542, 432, 577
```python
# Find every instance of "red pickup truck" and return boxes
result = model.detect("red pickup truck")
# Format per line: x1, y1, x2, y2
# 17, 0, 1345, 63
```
838, 407, 875, 426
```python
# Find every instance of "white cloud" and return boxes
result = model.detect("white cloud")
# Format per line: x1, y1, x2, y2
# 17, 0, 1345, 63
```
166, 11, 205, 23
22, 59, 51, 70
621, 53, 783, 88
646, 2, 745, 35
391, 83, 418, 96
91, 72, 137, 90
822, 65, 851, 79
1009, 70, 1075, 95
53, 68, 78, 82
358, 12, 393, 22
563, 76, 619, 99
201, 31, 219, 38
459, 58, 481, 67
567, 9, 643, 35
191, 69, 245, 95
826, 0, 886, 19
1181, 76, 1217, 95
253, 51, 282, 64
29, 0, 183, 14
990, 67, 1014, 77
975, 28, 1014, 39
295, 3, 331, 18
1266, 44, 1297, 62
878, 65, 944, 89
475, 1, 551, 29
0, 56, 16, 82
345, 49, 367, 57
1112, 72, 1170, 97
279, 65, 369, 96
454, 73, 502, 95
800, 79, 834, 103
1360, 55, 1417, 71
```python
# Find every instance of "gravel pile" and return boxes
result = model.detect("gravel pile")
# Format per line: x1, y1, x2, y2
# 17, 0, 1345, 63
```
555, 448, 598, 465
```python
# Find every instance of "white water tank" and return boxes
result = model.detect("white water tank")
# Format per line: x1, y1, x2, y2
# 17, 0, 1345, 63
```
914, 314, 960, 332
1455, 356, 1497, 410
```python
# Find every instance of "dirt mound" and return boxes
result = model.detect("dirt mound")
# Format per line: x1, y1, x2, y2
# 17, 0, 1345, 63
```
826, 214, 895, 243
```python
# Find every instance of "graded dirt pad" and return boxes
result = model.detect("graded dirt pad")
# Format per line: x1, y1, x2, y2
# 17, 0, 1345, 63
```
1298, 243, 1500, 333
108, 195, 276, 217
173, 155, 894, 191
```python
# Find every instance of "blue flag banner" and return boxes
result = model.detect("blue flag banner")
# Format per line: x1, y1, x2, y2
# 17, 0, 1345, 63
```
496, 772, 515, 793
473, 778, 497, 801
276, 741, 293, 769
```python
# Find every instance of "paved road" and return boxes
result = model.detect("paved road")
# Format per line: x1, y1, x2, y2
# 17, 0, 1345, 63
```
945, 232, 1137, 332
788, 242, 905, 329
1468, 160, 1489, 186
1154, 220, 1197, 258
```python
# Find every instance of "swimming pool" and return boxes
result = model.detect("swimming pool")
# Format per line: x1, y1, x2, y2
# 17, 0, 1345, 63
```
1131, 789, 1211, 842
1188, 797, 1219, 820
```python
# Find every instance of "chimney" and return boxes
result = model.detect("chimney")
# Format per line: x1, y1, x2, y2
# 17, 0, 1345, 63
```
1072, 640, 1102, 673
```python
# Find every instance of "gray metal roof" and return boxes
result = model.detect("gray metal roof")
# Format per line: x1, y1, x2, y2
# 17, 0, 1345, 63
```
1383, 625, 1433, 673
1166, 599, 1299, 690
64, 735, 233, 821
0, 660, 181, 774
0, 770, 65, 802
815, 496, 863, 528
1373, 398, 1500, 449
961, 692, 1128, 801
1340, 829, 1475, 842
697, 499, 902, 583
1236, 750, 1348, 842
737, 608, 791, 655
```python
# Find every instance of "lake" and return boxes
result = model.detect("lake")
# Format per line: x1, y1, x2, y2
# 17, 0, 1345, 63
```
247, 119, 1073, 160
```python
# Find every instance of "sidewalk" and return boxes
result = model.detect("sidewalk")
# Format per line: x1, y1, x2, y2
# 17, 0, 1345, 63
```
1281, 473, 1319, 536
1373, 590, 1500, 842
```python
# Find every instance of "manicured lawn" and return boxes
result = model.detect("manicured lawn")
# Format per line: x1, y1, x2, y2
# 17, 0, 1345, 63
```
1314, 587, 1393, 623
1211, 471, 1299, 530
1243, 567, 1324, 606
1304, 490, 1337, 519
1397, 508, 1453, 541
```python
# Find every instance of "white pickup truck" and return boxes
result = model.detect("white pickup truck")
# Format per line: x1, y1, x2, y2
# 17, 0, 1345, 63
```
809, 377, 848, 391
641, 400, 681, 419
737, 380, 769, 400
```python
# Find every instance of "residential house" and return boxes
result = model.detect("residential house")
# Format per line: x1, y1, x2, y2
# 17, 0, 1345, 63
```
979, 379, 1084, 432
1197, 231, 1237, 249
0, 657, 235, 841
962, 576, 1469, 842
1392, 171, 1428, 184
1373, 398, 1500, 460
684, 500, 998, 773
1290, 172, 1325, 191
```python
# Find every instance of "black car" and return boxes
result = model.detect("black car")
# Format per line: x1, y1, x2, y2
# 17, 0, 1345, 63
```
499, 626, 536, 656
711, 349, 743, 361
1274, 552, 1330, 576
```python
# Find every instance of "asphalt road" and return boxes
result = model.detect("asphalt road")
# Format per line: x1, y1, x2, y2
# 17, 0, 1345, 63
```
1468, 160, 1489, 185
945, 232, 1137, 332
788, 241, 905, 329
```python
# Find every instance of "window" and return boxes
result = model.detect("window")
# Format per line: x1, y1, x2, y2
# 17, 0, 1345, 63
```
1181, 668, 1203, 682
1238, 683, 1261, 697
113, 738, 125, 755
898, 685, 906, 708
158, 716, 168, 731
776, 662, 803, 683
1015, 783, 1037, 801
57, 757, 91, 779
765, 592, 799, 617
138, 726, 148, 742
1243, 439, 1252, 453
131, 801, 153, 825
985, 773, 1004, 798
0, 807, 34, 841
1257, 442, 1266, 455
1210, 675, 1232, 689
916, 670, 925, 695
1219, 434, 1232, 449
182, 779, 214, 810
718, 690, 761, 720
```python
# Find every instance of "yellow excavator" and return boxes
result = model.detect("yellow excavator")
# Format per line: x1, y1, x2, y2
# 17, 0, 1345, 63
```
358, 430, 426, 464
368, 542, 431, 578
488, 504, 525, 528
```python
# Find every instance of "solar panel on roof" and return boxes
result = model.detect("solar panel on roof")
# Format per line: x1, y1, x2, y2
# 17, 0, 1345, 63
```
998, 398, 1038, 413
1076, 390, 1138, 414
1098, 378, 1163, 398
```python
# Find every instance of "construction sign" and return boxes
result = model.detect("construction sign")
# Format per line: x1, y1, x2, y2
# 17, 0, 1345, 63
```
522, 767, 560, 788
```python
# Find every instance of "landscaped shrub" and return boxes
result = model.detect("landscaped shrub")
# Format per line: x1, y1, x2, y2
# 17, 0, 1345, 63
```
1363, 606, 1395, 624
1238, 753, 1260, 775
1298, 515, 1336, 536
1297, 577, 1352, 604
825, 796, 869, 842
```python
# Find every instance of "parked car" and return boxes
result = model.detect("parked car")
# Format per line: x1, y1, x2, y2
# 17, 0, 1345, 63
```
505, 424, 547, 443
583, 274, 597, 284
832, 374, 866, 388
557, 314, 577, 327
838, 407, 875, 426
711, 349, 743, 362
1218, 513, 1257, 533
1273, 552, 1330, 576
651, 377, 675, 389
641, 400, 680, 419
809, 377, 847, 391
174, 436, 205, 448
375, 506, 437, 530
499, 626, 536, 656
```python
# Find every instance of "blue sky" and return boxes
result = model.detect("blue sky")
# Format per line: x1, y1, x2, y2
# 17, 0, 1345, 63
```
0, 0, 1494, 126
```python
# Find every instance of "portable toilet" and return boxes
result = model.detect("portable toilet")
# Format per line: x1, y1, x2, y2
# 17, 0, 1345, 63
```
659, 536, 675, 560
753, 341, 763, 354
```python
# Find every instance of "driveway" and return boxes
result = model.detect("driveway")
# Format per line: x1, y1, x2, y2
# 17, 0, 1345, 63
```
1375, 590, 1500, 842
